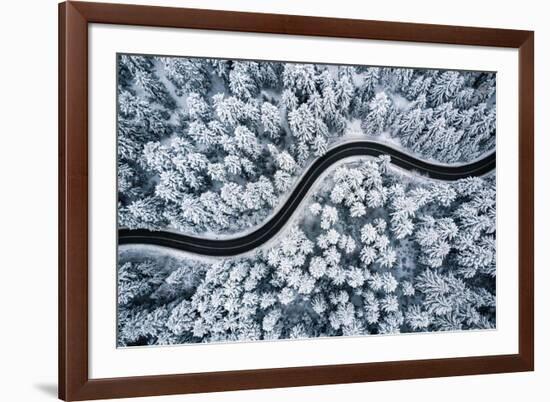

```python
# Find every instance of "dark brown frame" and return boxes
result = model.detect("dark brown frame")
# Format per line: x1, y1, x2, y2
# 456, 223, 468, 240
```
59, 1, 534, 400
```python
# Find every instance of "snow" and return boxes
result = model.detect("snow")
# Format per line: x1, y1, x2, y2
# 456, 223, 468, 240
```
116, 55, 497, 347
117, 155, 496, 346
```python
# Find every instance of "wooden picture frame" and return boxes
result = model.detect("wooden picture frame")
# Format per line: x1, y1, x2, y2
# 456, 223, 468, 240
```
59, 1, 534, 400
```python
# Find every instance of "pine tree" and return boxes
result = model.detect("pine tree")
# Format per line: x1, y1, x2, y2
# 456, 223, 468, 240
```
180, 195, 206, 226
187, 120, 217, 146
220, 182, 243, 209
186, 93, 211, 121
274, 170, 292, 192
207, 58, 231, 80
307, 92, 325, 119
229, 62, 258, 99
118, 260, 165, 306
401, 281, 415, 297
457, 236, 495, 278
118, 163, 137, 196
207, 162, 226, 182
288, 104, 316, 142
155, 170, 185, 203
322, 85, 338, 120
397, 107, 430, 147
453, 87, 475, 109
405, 305, 431, 330
361, 92, 394, 136
256, 176, 277, 207
378, 311, 404, 334
161, 57, 210, 95
282, 63, 317, 97
122, 196, 165, 230
406, 75, 433, 100
380, 294, 399, 313
377, 247, 397, 269
428, 71, 465, 107
360, 67, 380, 101
320, 205, 338, 229
234, 125, 261, 158
212, 94, 241, 127
166, 300, 197, 336
363, 291, 380, 324
133, 68, 171, 105
381, 68, 413, 92
224, 155, 242, 175
276, 151, 297, 173
311, 134, 328, 157
350, 202, 367, 218
281, 89, 298, 111
242, 182, 262, 210
309, 202, 322, 216
334, 73, 354, 113
360, 246, 377, 265
258, 62, 281, 87
361, 223, 378, 244
391, 216, 414, 239
260, 101, 281, 138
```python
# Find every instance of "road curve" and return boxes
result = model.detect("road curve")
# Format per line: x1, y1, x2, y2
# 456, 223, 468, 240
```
119, 141, 495, 256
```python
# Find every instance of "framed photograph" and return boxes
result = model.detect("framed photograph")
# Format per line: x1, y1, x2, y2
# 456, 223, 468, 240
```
59, 1, 534, 400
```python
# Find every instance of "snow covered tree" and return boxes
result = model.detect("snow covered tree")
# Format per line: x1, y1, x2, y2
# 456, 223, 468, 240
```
274, 170, 292, 192
281, 89, 298, 111
380, 68, 413, 93
260, 101, 281, 138
395, 106, 431, 147
233, 125, 261, 158
406, 75, 433, 100
288, 104, 316, 142
405, 305, 431, 330
428, 71, 465, 107
282, 63, 317, 97
220, 182, 243, 209
187, 120, 217, 147
212, 94, 259, 128
359, 67, 380, 101
224, 155, 242, 175
320, 205, 338, 229
229, 62, 259, 100
275, 151, 297, 173
334, 73, 354, 113
377, 247, 397, 269
361, 92, 394, 136
161, 56, 210, 95
118, 260, 165, 306
120, 196, 165, 230
186, 93, 211, 121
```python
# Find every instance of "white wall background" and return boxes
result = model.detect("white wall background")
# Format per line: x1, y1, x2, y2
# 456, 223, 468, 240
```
0, 0, 545, 401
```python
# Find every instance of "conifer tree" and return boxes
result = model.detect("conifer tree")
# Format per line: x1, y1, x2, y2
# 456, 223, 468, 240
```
229, 62, 259, 100
260, 101, 281, 138
361, 92, 394, 136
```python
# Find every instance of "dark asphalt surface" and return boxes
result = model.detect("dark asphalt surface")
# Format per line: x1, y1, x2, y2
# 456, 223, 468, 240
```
118, 141, 496, 256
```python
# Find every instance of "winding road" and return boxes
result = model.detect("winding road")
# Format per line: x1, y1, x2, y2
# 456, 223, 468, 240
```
119, 141, 496, 256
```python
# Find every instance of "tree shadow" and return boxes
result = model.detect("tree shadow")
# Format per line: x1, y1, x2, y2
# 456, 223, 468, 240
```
34, 383, 57, 398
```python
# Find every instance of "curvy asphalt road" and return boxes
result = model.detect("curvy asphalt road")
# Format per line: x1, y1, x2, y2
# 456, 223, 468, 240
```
119, 141, 495, 256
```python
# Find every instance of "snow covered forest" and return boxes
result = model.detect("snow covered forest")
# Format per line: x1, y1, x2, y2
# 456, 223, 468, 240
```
117, 54, 497, 346
117, 54, 496, 237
